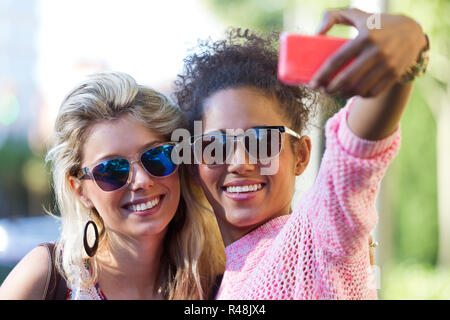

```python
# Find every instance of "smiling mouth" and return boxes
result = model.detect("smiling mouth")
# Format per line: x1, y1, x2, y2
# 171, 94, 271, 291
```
222, 183, 265, 194
124, 196, 162, 213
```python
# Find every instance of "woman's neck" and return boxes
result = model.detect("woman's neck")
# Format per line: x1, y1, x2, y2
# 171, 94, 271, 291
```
94, 229, 167, 299
219, 205, 292, 247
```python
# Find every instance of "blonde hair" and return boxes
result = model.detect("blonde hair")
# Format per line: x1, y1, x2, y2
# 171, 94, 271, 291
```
46, 72, 224, 299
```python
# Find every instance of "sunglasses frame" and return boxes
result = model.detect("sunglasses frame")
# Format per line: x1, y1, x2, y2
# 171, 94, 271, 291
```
190, 126, 302, 166
78, 142, 179, 192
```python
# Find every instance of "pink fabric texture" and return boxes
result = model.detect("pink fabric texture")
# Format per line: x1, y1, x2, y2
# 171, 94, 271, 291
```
216, 99, 402, 299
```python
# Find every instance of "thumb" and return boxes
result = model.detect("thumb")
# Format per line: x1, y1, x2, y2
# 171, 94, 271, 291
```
317, 7, 367, 34
317, 11, 336, 34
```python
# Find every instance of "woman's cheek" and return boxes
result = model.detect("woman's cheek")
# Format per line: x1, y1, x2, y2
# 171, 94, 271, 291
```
168, 175, 181, 210
198, 166, 221, 198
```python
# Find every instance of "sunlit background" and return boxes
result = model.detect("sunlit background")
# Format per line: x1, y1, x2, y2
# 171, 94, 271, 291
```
0, 0, 449, 299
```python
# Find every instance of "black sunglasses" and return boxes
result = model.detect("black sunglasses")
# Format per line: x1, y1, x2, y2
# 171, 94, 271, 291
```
190, 126, 301, 166
78, 143, 178, 192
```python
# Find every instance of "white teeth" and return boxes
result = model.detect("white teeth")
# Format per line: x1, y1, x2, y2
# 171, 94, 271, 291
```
129, 197, 160, 212
226, 184, 262, 193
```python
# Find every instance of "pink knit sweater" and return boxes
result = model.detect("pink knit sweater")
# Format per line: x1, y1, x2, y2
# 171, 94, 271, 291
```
216, 99, 402, 300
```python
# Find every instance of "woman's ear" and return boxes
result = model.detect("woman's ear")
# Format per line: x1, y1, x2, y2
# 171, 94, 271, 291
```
294, 136, 312, 176
69, 176, 94, 209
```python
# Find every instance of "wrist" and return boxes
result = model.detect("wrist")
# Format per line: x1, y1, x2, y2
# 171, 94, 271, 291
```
398, 33, 430, 84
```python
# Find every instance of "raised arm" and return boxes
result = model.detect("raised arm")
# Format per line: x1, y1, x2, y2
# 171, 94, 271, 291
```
310, 8, 428, 140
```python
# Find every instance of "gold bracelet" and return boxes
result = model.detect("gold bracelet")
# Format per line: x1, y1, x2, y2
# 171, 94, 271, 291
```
369, 240, 378, 249
399, 33, 430, 84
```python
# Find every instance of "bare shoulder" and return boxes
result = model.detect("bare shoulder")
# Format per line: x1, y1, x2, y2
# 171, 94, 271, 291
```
0, 245, 51, 300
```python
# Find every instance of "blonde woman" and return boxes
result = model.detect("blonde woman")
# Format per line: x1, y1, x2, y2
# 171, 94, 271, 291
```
0, 72, 224, 300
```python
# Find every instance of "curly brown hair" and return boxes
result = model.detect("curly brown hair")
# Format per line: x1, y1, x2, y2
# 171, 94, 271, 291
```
173, 28, 338, 138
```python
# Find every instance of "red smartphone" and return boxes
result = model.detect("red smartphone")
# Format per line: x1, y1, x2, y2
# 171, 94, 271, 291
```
278, 33, 353, 85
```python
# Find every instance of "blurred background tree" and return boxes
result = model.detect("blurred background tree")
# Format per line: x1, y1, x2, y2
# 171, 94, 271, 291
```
0, 138, 52, 220
203, 0, 286, 31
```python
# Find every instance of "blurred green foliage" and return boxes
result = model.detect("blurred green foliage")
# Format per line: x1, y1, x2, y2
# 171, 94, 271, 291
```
389, 87, 438, 265
0, 138, 33, 218
0, 138, 52, 218
381, 263, 450, 299
201, 0, 287, 31
202, 0, 353, 33
387, 0, 449, 265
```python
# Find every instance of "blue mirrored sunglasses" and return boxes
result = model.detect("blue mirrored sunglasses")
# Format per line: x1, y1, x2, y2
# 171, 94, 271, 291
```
78, 143, 178, 192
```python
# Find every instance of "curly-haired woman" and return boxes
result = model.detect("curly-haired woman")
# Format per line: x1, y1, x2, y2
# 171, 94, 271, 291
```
174, 8, 429, 299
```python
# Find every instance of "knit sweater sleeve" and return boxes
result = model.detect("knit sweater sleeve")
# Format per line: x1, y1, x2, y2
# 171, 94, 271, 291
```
307, 98, 401, 261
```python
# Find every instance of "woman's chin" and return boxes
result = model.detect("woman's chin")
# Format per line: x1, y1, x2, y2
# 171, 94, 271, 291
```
223, 208, 265, 229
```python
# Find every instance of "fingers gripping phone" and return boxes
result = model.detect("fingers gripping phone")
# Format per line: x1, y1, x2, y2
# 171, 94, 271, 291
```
278, 33, 353, 85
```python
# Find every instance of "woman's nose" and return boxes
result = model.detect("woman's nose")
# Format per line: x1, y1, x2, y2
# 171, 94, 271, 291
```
129, 161, 155, 191
227, 139, 257, 175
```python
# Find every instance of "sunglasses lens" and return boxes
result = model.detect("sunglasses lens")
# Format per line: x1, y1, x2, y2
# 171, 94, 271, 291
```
191, 134, 228, 165
192, 129, 283, 165
141, 145, 177, 177
245, 128, 282, 161
92, 158, 130, 191
198, 134, 228, 165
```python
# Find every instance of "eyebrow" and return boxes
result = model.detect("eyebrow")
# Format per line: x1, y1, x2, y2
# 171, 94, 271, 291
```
91, 140, 165, 165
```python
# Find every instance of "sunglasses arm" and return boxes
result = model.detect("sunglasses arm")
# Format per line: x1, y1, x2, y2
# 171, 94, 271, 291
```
283, 127, 302, 140
78, 167, 93, 181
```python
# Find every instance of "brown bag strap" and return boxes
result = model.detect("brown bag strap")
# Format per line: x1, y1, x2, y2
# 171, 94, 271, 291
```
40, 243, 69, 300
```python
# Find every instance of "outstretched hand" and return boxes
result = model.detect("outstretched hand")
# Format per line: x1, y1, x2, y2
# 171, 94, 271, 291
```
309, 8, 427, 99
